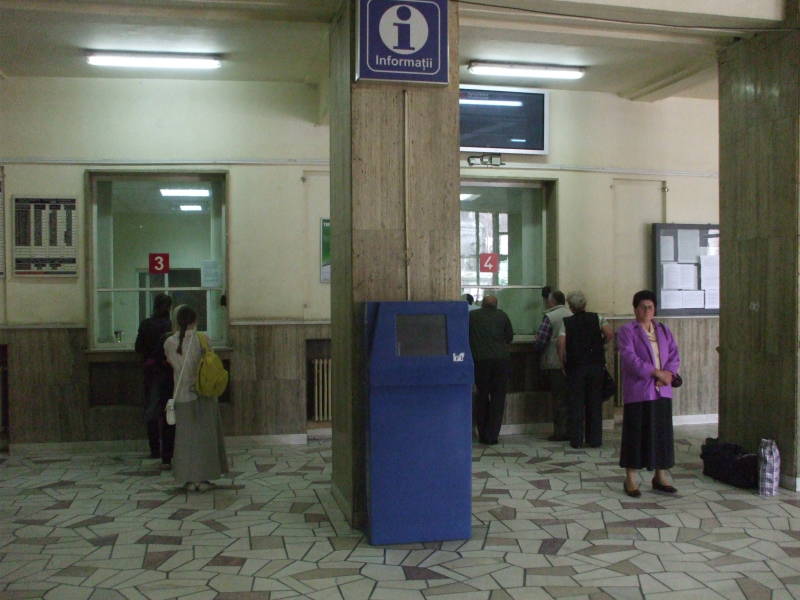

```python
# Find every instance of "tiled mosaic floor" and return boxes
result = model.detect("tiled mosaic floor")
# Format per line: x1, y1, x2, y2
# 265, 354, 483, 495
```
2, 425, 800, 600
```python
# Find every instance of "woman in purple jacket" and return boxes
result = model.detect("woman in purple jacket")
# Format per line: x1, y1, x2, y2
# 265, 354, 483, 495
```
617, 290, 680, 497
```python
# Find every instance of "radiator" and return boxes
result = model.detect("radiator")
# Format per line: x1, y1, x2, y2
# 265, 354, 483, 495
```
312, 358, 332, 422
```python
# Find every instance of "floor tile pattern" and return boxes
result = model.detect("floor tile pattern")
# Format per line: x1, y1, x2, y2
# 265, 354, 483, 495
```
1, 425, 799, 599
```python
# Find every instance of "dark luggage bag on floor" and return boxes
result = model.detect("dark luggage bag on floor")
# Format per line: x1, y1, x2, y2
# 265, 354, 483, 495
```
700, 437, 758, 489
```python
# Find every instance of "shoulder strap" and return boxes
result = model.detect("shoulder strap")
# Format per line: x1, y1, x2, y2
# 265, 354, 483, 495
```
197, 332, 209, 353
174, 333, 197, 393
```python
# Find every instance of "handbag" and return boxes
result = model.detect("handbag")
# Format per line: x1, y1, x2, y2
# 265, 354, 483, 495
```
758, 439, 781, 496
656, 323, 683, 388
601, 367, 615, 400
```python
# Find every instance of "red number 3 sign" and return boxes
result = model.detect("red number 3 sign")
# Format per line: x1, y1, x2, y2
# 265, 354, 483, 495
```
149, 253, 170, 274
479, 253, 499, 273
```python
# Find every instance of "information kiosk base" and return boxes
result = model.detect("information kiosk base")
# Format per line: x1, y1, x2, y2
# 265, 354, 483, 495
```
365, 301, 474, 546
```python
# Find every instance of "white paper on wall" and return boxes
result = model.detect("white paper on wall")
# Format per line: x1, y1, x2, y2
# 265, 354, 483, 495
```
700, 254, 720, 290
201, 260, 222, 288
663, 262, 697, 290
662, 262, 681, 289
661, 290, 683, 309
679, 264, 698, 290
705, 288, 720, 309
681, 290, 705, 309
677, 229, 701, 263
660, 236, 675, 262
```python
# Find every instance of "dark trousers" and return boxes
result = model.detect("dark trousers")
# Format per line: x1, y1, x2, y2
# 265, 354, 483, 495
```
566, 363, 604, 447
547, 369, 570, 439
474, 359, 510, 444
143, 373, 175, 463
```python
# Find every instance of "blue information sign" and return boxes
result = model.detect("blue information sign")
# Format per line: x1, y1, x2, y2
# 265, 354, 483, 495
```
357, 0, 448, 84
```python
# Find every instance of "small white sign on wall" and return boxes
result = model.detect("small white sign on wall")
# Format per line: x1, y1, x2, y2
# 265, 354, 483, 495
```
201, 260, 222, 288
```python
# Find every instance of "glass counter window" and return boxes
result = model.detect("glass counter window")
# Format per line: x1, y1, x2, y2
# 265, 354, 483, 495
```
460, 182, 546, 335
90, 173, 227, 349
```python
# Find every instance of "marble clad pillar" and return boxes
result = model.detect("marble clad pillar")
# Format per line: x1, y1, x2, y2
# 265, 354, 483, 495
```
329, 1, 460, 524
718, 1, 800, 489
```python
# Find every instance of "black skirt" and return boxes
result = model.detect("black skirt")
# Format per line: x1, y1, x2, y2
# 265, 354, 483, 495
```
619, 397, 674, 470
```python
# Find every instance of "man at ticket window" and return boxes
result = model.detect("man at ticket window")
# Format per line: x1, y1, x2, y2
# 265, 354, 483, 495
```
135, 293, 174, 467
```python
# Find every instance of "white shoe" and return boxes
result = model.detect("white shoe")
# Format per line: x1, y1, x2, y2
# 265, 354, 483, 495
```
185, 482, 199, 491
196, 481, 214, 492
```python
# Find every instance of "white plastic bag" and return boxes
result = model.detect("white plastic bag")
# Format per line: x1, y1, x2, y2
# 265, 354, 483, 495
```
758, 438, 780, 496
165, 398, 176, 426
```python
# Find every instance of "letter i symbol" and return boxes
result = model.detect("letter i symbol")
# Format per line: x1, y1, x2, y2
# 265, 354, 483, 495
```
393, 6, 414, 50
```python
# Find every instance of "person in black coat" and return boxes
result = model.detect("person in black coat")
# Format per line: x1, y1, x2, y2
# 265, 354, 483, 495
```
557, 291, 613, 449
469, 295, 514, 445
135, 293, 174, 466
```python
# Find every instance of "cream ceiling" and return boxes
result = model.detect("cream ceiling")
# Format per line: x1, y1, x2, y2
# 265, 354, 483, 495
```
0, 0, 786, 101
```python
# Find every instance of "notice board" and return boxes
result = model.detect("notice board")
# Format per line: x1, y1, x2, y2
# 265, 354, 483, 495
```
14, 197, 78, 276
652, 223, 719, 316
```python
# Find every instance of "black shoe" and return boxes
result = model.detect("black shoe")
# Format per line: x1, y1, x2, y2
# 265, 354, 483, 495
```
548, 435, 568, 442
588, 442, 602, 448
569, 442, 583, 449
652, 478, 677, 493
624, 483, 641, 498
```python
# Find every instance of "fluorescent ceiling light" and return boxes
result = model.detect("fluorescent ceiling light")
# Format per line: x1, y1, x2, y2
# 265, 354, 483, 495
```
459, 99, 522, 107
460, 193, 480, 201
160, 189, 210, 197
510, 138, 527, 143
468, 61, 584, 80
87, 53, 221, 70
179, 205, 203, 212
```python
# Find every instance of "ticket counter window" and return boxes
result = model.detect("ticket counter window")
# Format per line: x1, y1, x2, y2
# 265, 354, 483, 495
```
460, 182, 546, 335
90, 173, 227, 348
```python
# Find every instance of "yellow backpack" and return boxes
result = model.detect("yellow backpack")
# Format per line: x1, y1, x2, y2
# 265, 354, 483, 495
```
196, 333, 229, 397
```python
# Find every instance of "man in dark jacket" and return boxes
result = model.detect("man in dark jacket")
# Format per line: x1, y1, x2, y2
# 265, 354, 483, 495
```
469, 295, 514, 445
135, 293, 174, 465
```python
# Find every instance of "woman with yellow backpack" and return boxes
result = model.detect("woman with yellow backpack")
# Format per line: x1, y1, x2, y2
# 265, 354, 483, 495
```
164, 305, 229, 492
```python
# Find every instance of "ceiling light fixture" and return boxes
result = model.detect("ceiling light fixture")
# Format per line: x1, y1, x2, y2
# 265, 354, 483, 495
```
468, 61, 584, 80
88, 52, 221, 70
459, 99, 522, 107
160, 189, 210, 197
179, 205, 203, 212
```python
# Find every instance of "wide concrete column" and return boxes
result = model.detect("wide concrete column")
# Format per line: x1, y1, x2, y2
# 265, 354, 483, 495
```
718, 2, 800, 488
329, 1, 460, 524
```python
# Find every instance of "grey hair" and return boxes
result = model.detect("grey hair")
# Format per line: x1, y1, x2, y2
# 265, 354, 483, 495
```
566, 290, 587, 312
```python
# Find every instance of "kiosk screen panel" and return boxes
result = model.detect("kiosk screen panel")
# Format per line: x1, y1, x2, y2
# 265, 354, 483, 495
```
395, 314, 447, 356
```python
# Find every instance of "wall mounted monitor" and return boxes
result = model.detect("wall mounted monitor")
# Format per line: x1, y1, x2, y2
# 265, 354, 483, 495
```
459, 85, 549, 155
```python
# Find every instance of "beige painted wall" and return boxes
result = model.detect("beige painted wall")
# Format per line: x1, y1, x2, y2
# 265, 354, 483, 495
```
0, 77, 330, 325
1, 78, 717, 325
462, 90, 719, 316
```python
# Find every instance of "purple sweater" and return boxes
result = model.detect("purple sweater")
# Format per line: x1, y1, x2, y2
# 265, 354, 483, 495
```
616, 320, 680, 404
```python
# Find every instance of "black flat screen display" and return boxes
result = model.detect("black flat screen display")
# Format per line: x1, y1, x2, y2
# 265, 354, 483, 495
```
459, 86, 547, 155
395, 314, 447, 356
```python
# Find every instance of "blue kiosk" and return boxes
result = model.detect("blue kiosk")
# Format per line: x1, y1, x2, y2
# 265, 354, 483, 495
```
364, 301, 474, 545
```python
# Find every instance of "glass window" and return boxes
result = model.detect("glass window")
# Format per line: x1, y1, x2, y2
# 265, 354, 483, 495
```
90, 173, 227, 348
460, 183, 546, 335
